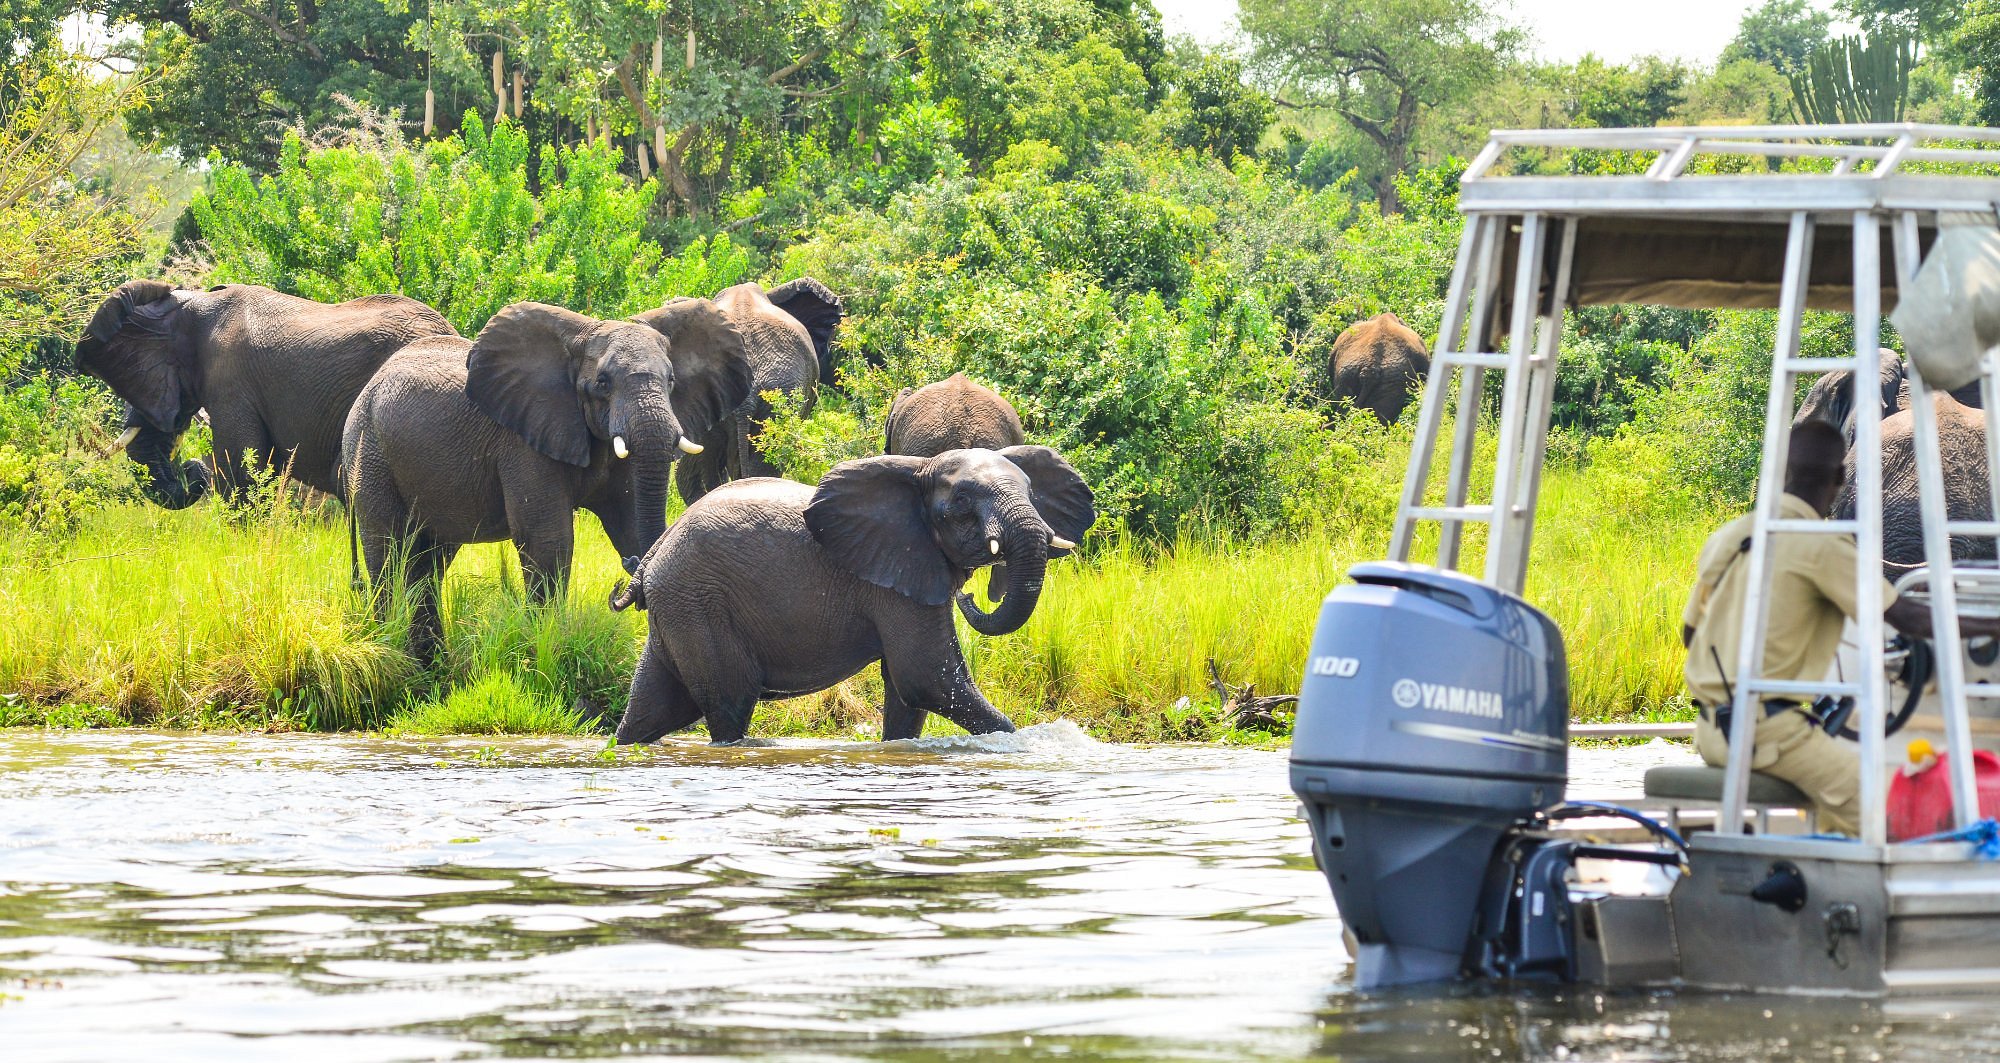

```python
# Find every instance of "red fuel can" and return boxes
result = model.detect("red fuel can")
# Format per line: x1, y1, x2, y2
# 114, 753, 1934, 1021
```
1888, 740, 2000, 842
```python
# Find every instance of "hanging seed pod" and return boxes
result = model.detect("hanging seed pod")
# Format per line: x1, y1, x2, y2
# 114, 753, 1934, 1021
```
685, 22, 694, 70
653, 32, 664, 77
423, 88, 435, 135
637, 142, 651, 180
491, 50, 506, 120
513, 69, 524, 119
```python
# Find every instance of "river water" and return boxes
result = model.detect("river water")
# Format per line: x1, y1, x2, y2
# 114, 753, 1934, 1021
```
5, 726, 2000, 1060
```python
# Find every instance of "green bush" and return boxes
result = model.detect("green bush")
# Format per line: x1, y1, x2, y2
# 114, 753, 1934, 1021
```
191, 114, 754, 333
0, 375, 138, 538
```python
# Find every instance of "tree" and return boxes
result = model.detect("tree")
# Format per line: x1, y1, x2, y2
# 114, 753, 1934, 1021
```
109, 0, 458, 169
1007, 32, 1148, 167
1722, 0, 1834, 75
1167, 53, 1275, 160
0, 55, 153, 357
1241, 0, 1521, 212
1551, 55, 1688, 128
1788, 31, 1915, 123
0, 0, 72, 80
1949, 0, 2000, 124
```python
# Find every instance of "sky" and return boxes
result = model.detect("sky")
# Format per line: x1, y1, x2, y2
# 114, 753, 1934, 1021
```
1153, 0, 1842, 64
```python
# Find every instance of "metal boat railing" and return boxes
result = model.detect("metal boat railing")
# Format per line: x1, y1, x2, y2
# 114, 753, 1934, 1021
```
1392, 123, 2000, 847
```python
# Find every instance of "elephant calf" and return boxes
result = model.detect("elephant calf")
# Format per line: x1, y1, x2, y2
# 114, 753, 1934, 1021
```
342, 300, 753, 662
610, 446, 1096, 745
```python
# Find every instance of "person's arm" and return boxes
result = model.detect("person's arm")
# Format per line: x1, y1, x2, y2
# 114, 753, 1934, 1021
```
1886, 597, 2000, 640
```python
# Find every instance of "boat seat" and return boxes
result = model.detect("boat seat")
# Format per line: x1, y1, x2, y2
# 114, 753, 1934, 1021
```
1641, 765, 1815, 834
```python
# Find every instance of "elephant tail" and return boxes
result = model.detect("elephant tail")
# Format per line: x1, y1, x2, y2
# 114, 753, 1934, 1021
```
347, 501, 364, 594
609, 577, 646, 613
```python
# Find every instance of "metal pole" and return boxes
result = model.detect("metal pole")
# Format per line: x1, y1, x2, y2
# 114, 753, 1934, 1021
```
1391, 216, 1485, 563
1506, 218, 1578, 593
1485, 213, 1549, 589
1895, 210, 1980, 827
1853, 210, 1890, 847
1440, 217, 1508, 571
1720, 211, 1816, 832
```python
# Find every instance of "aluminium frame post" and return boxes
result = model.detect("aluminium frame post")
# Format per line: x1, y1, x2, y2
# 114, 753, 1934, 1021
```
1895, 210, 1981, 827
1500, 218, 1577, 594
1720, 211, 1817, 832
1484, 212, 1551, 592
1852, 210, 1890, 847
1439, 216, 1510, 571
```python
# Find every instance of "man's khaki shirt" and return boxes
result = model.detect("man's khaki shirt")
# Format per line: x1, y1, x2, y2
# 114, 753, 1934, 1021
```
1683, 492, 1898, 709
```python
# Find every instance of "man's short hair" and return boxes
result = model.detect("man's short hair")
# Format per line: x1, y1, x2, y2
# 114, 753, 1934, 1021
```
1786, 420, 1849, 496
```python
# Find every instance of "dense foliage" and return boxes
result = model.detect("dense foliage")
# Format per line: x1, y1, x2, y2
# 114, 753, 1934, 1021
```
192, 114, 751, 333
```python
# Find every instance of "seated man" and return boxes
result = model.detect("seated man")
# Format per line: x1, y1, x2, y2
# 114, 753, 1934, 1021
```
1681, 420, 1985, 835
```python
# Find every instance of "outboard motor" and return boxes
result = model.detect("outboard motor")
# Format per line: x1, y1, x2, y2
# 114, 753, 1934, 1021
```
1290, 562, 1569, 987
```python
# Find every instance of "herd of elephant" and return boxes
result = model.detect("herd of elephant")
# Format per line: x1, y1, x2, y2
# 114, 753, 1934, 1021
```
73, 279, 1091, 745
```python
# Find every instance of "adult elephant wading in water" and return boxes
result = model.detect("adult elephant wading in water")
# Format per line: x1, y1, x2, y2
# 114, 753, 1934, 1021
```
884, 372, 1028, 601
342, 301, 753, 663
609, 446, 1096, 745
1326, 312, 1430, 422
1794, 349, 1993, 578
662, 278, 843, 505
73, 281, 458, 508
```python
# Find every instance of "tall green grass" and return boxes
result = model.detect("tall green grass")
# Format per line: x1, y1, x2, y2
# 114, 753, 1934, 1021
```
0, 460, 1710, 738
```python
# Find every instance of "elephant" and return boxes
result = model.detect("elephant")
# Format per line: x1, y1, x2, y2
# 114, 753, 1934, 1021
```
608, 446, 1096, 745
73, 280, 458, 509
883, 373, 1026, 455
1793, 349, 1994, 579
1326, 312, 1431, 422
667, 278, 843, 506
884, 372, 1028, 601
341, 300, 754, 662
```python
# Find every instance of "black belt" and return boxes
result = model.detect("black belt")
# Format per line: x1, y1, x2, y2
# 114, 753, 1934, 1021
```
1694, 698, 1804, 723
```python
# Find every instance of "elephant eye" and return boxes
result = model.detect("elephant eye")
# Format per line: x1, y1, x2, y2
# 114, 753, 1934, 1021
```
593, 372, 611, 394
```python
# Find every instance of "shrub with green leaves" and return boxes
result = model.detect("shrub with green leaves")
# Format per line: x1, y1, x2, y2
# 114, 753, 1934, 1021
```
191, 114, 753, 333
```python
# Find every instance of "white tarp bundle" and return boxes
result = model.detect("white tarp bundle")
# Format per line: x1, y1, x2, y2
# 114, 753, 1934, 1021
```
1892, 215, 2000, 394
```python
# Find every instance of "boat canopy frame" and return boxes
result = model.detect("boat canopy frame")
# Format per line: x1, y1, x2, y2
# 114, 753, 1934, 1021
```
1391, 123, 2000, 848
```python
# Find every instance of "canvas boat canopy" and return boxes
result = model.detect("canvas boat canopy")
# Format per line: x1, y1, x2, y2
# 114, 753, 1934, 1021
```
1460, 125, 2000, 314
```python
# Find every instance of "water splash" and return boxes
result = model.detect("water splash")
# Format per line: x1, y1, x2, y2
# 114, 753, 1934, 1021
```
863, 719, 1102, 756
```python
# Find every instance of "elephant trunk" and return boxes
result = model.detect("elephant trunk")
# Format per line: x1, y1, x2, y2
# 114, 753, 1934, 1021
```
955, 495, 1050, 637
610, 394, 680, 558
124, 419, 209, 510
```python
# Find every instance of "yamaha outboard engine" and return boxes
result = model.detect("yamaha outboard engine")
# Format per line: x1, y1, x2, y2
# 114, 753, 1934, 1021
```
1290, 562, 1569, 987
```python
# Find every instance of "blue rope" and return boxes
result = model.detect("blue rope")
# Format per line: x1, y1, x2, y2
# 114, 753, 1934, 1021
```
1897, 818, 2000, 859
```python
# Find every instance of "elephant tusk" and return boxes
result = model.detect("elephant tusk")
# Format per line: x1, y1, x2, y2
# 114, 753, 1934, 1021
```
989, 538, 1001, 556
677, 437, 704, 455
1050, 534, 1077, 550
613, 435, 630, 459
108, 426, 141, 455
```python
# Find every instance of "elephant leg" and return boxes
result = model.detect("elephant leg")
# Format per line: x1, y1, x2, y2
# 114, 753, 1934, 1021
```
405, 536, 460, 668
881, 670, 927, 741
509, 506, 575, 608
883, 638, 1015, 737
614, 642, 704, 745
206, 410, 274, 505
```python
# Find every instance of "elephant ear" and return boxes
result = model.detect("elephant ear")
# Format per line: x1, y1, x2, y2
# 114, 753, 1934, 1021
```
633, 298, 755, 434
73, 280, 191, 432
805, 455, 960, 606
1876, 349, 1907, 417
999, 445, 1096, 557
766, 277, 844, 387
467, 302, 598, 467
